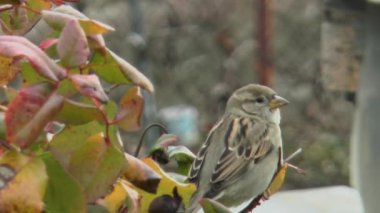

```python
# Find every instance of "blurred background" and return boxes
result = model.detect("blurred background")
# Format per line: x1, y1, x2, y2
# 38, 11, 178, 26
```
76, 0, 357, 191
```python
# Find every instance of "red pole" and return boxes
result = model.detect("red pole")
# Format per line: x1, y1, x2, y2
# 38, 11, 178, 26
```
256, 0, 274, 86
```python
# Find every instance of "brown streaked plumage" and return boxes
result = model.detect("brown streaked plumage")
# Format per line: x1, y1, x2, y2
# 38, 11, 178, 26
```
187, 84, 288, 212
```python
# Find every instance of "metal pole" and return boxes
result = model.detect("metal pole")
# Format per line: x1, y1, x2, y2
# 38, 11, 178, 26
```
351, 3, 380, 213
256, 0, 274, 86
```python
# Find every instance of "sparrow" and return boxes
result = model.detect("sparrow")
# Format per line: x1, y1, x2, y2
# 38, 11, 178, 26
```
187, 84, 289, 212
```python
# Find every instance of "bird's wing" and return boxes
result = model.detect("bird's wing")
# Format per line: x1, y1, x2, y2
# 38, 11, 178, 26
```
206, 116, 274, 198
188, 118, 225, 184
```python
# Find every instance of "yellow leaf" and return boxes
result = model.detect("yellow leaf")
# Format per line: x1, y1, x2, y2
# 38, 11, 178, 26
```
0, 54, 19, 86
114, 86, 144, 132
136, 158, 196, 212
0, 151, 47, 212
98, 179, 140, 213
265, 163, 288, 196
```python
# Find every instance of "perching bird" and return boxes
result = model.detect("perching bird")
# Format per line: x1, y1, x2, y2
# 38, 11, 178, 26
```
187, 84, 289, 212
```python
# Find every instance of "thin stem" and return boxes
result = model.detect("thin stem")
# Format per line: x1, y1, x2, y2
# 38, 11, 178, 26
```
134, 123, 168, 157
287, 163, 306, 175
92, 98, 111, 144
285, 148, 302, 162
105, 84, 121, 94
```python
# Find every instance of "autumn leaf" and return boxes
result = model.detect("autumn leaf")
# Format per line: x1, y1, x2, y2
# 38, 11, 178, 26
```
113, 86, 144, 132
69, 74, 109, 103
42, 5, 114, 35
97, 179, 141, 213
123, 153, 161, 194
0, 150, 48, 212
135, 158, 196, 212
5, 82, 64, 148
50, 123, 125, 202
0, 35, 66, 81
57, 19, 89, 68
0, 54, 19, 86
0, 0, 52, 35
265, 163, 289, 197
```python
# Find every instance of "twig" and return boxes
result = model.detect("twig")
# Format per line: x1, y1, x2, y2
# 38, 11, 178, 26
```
105, 84, 121, 94
285, 148, 306, 175
285, 148, 302, 162
287, 163, 306, 175
134, 123, 168, 157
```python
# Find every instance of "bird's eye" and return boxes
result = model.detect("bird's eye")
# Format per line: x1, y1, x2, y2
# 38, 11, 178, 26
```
256, 97, 264, 103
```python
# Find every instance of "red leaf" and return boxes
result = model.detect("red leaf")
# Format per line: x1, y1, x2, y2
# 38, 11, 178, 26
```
5, 82, 64, 148
69, 74, 109, 103
57, 19, 89, 67
0, 36, 66, 81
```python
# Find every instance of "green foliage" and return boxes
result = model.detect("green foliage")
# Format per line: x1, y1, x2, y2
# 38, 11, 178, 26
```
0, 1, 200, 212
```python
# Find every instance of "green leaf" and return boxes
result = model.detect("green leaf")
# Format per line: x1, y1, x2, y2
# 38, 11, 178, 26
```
21, 62, 51, 85
42, 152, 86, 213
167, 146, 196, 175
89, 49, 154, 93
5, 82, 64, 148
49, 121, 103, 168
68, 133, 125, 202
50, 122, 125, 202
55, 99, 103, 125
149, 134, 179, 164
0, 150, 48, 212
200, 198, 231, 213
57, 19, 89, 68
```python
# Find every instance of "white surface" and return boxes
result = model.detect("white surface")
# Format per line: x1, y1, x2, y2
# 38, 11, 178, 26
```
254, 186, 364, 213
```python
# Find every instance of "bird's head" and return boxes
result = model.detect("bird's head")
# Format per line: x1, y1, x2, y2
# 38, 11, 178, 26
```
226, 84, 289, 123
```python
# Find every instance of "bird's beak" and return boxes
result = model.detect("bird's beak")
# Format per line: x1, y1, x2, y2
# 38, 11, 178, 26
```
269, 95, 289, 109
